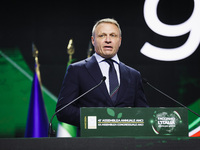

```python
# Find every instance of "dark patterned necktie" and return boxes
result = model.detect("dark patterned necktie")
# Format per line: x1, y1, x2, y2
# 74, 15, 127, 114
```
105, 59, 119, 102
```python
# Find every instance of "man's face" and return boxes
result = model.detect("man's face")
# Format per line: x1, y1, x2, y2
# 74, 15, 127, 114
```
91, 23, 122, 59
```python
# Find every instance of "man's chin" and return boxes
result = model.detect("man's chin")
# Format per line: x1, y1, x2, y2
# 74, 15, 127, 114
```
95, 50, 117, 58
102, 54, 115, 59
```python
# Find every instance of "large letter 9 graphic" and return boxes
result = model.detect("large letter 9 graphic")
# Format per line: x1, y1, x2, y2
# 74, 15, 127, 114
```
141, 0, 200, 61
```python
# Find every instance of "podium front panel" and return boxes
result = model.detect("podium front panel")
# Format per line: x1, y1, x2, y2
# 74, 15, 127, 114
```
80, 107, 188, 137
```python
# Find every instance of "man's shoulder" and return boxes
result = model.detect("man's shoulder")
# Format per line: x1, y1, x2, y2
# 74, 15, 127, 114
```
120, 62, 141, 77
120, 62, 139, 72
71, 59, 86, 67
70, 55, 95, 68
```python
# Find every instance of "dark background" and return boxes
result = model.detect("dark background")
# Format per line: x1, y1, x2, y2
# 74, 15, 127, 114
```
1, 0, 199, 107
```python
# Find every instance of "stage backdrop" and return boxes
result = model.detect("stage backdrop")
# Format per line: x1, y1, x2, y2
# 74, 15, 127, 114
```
0, 0, 199, 137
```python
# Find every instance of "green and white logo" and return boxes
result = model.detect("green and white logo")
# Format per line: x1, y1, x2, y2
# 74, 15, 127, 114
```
150, 110, 183, 135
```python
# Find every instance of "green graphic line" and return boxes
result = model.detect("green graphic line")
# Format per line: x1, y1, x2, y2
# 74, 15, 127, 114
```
189, 117, 200, 130
0, 51, 32, 81
0, 50, 57, 102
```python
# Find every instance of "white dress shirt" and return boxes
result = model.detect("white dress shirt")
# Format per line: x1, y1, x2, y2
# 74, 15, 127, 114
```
94, 53, 120, 94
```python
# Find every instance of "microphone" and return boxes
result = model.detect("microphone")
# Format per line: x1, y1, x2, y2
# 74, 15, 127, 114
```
48, 76, 106, 137
142, 78, 200, 117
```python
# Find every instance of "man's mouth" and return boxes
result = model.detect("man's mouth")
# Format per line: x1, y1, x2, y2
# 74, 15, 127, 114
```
103, 46, 113, 49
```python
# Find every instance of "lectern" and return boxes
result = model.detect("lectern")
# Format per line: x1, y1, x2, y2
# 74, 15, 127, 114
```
80, 107, 188, 137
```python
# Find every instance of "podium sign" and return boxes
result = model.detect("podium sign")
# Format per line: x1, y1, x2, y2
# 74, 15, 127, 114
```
80, 107, 188, 137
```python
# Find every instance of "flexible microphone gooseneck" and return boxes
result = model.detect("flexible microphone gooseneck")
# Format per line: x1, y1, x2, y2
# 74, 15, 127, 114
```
48, 76, 106, 137
142, 78, 200, 118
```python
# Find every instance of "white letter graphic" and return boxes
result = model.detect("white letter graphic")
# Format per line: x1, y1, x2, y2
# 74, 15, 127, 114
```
141, 0, 200, 61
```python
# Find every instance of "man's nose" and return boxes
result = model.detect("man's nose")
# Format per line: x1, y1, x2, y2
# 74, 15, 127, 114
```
105, 36, 111, 43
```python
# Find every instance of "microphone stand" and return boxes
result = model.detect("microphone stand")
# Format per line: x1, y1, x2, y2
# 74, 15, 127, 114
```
142, 78, 200, 117
48, 77, 106, 137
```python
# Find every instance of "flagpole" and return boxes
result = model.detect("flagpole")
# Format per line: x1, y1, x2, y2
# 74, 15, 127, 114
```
87, 41, 93, 58
32, 43, 42, 85
67, 39, 75, 68
56, 39, 77, 137
25, 43, 49, 137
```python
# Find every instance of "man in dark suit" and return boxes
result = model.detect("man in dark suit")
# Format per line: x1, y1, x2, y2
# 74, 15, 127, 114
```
56, 18, 148, 136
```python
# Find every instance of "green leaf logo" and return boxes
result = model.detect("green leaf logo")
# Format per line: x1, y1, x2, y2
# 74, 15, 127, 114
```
107, 108, 115, 117
117, 113, 122, 119
106, 108, 123, 119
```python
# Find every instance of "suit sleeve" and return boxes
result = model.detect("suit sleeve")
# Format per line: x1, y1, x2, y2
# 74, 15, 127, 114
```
56, 65, 81, 127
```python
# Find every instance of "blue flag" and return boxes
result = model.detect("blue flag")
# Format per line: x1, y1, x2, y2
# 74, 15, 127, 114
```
25, 72, 49, 137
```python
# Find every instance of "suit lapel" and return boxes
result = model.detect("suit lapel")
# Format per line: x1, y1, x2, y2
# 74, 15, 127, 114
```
116, 62, 130, 104
85, 55, 102, 83
85, 55, 112, 104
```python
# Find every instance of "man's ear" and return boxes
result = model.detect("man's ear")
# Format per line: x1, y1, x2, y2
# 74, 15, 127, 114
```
119, 36, 122, 47
91, 36, 95, 46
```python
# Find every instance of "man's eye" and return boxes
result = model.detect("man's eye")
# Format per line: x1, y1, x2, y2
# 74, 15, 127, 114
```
111, 34, 117, 37
99, 35, 104, 37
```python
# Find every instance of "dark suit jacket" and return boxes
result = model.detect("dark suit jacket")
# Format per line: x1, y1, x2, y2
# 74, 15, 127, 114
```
56, 55, 148, 130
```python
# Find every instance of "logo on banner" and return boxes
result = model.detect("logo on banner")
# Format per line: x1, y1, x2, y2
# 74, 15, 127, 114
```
141, 0, 200, 61
150, 110, 183, 135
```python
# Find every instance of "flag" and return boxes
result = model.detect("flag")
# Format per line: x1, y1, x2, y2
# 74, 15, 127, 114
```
57, 122, 77, 137
56, 39, 77, 137
188, 99, 200, 137
25, 43, 49, 137
189, 125, 200, 137
25, 72, 49, 137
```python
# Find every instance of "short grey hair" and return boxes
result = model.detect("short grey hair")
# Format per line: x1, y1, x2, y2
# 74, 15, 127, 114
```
92, 18, 122, 37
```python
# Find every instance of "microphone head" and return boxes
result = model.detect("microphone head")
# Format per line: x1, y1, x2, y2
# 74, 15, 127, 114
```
102, 76, 106, 81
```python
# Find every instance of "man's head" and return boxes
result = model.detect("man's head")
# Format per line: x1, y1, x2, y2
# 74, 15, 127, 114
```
91, 18, 122, 59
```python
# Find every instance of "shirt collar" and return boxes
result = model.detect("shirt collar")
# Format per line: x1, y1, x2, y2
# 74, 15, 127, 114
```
94, 53, 120, 64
